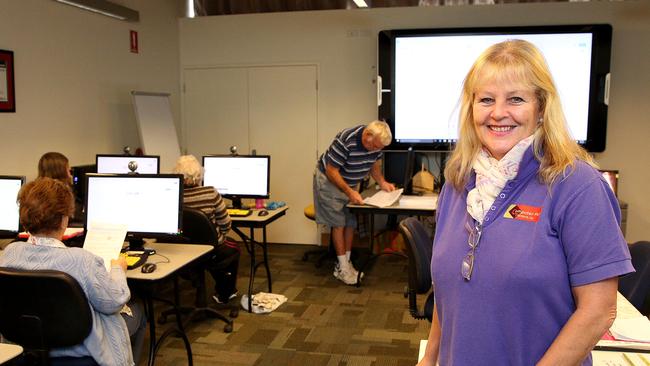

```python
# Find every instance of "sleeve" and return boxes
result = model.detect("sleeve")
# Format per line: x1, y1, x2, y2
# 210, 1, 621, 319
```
80, 253, 131, 314
213, 191, 231, 243
323, 133, 350, 170
555, 176, 634, 287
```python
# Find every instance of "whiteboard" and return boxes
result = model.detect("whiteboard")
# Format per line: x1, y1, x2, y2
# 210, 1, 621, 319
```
131, 91, 180, 173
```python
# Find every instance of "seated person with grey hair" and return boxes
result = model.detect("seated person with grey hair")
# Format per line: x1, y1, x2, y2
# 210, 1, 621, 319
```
173, 155, 240, 304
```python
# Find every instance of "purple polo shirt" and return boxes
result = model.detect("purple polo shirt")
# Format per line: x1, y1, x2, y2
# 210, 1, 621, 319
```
431, 147, 633, 365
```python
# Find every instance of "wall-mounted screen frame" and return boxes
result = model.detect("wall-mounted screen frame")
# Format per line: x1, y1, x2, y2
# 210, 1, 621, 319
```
378, 24, 612, 152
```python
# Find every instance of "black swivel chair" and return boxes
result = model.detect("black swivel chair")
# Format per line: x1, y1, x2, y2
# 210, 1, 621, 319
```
619, 241, 650, 316
398, 217, 434, 321
0, 267, 99, 366
157, 207, 235, 333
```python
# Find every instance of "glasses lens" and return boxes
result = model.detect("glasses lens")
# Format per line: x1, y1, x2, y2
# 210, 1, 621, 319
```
461, 252, 474, 281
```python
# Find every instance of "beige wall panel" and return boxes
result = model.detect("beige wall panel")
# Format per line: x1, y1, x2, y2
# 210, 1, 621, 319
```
183, 68, 250, 157
248, 65, 319, 245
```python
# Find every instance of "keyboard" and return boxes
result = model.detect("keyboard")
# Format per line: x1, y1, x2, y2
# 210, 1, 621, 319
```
227, 208, 251, 217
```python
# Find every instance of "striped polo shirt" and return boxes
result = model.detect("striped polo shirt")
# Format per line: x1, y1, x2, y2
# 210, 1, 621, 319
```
318, 125, 383, 186
183, 185, 231, 244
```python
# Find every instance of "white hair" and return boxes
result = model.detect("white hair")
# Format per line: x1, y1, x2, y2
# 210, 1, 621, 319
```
172, 155, 203, 186
366, 120, 392, 146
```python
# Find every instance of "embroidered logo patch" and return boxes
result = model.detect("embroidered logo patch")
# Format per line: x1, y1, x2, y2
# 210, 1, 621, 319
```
504, 204, 542, 222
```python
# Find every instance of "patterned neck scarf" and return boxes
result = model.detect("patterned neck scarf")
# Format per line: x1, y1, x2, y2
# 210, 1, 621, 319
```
467, 134, 535, 224
27, 235, 66, 248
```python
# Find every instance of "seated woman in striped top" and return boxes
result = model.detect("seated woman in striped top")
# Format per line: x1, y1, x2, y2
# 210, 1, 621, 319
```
173, 155, 241, 304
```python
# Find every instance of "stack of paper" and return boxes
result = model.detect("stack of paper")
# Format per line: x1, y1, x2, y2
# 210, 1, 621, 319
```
610, 316, 650, 343
363, 188, 403, 208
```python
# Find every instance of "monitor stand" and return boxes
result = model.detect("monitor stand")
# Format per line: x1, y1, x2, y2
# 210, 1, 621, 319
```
230, 197, 243, 209
124, 236, 156, 255
402, 146, 415, 196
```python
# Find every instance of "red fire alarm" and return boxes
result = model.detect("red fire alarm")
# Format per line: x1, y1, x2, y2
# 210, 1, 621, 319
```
130, 30, 138, 53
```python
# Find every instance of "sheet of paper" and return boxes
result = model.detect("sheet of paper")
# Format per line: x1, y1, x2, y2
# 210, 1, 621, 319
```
592, 351, 649, 366
83, 223, 127, 272
610, 317, 650, 343
363, 188, 403, 208
617, 292, 643, 320
399, 194, 438, 209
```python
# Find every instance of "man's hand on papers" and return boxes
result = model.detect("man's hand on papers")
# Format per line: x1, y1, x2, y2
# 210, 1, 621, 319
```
379, 181, 396, 192
347, 190, 364, 205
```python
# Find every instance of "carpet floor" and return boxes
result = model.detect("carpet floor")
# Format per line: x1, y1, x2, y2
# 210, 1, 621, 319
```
140, 243, 431, 366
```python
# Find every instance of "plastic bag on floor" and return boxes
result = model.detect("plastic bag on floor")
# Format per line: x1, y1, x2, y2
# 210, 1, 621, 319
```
241, 292, 287, 314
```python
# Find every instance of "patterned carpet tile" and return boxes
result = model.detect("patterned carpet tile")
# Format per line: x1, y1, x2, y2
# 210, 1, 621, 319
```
142, 243, 431, 366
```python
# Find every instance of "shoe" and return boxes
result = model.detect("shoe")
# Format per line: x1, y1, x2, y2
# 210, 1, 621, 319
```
348, 261, 364, 280
335, 262, 364, 280
213, 291, 238, 304
333, 265, 358, 285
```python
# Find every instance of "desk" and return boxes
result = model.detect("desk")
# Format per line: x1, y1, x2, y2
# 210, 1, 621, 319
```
347, 194, 437, 285
127, 242, 213, 366
231, 206, 289, 312
0, 344, 22, 364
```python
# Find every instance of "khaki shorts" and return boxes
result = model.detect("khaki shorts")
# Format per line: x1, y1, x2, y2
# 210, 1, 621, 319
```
312, 167, 357, 228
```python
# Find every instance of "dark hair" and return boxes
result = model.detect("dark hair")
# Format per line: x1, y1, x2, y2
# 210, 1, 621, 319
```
38, 152, 69, 181
18, 177, 74, 235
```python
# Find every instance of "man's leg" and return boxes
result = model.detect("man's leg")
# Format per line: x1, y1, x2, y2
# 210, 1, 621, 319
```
331, 226, 358, 285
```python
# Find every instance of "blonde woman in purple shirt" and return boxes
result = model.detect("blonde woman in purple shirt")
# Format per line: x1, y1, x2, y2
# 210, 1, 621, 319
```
418, 40, 633, 366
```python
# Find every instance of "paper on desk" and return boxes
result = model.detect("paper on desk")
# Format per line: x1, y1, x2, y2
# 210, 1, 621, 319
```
399, 194, 438, 209
592, 351, 649, 366
610, 316, 650, 343
363, 188, 403, 208
83, 223, 127, 272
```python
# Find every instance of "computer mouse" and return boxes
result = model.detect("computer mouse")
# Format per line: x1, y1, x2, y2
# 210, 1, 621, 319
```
258, 209, 269, 216
140, 262, 157, 273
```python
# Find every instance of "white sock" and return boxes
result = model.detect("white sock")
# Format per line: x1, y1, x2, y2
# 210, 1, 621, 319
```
345, 251, 351, 261
337, 255, 349, 270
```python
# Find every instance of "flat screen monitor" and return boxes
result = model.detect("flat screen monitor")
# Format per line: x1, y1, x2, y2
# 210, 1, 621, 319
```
378, 24, 612, 152
0, 176, 25, 236
202, 155, 270, 208
96, 154, 160, 174
84, 174, 183, 247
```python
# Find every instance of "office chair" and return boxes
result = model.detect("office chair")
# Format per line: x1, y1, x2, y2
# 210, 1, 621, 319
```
0, 267, 98, 366
619, 241, 650, 316
398, 217, 434, 321
157, 207, 235, 333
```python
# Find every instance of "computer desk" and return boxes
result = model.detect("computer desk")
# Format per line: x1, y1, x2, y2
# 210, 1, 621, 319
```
0, 343, 23, 364
347, 193, 437, 286
127, 242, 213, 366
230, 206, 289, 313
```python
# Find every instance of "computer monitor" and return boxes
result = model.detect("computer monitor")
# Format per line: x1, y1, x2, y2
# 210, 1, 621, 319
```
0, 176, 25, 237
202, 155, 271, 209
84, 174, 183, 249
96, 154, 160, 174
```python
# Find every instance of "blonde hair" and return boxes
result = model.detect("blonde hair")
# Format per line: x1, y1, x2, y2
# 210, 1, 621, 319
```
366, 120, 392, 146
445, 39, 596, 190
172, 155, 203, 187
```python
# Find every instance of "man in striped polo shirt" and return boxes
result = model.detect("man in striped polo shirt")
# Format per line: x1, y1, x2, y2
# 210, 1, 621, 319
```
313, 120, 395, 285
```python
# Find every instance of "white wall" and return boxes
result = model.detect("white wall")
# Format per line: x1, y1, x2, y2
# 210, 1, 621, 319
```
0, 0, 182, 179
179, 1, 650, 243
